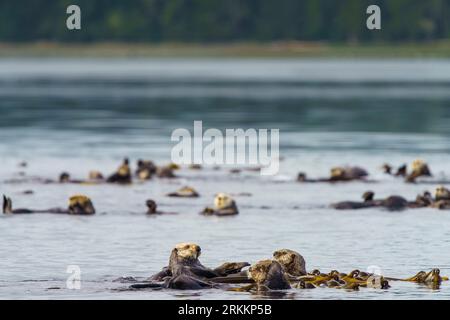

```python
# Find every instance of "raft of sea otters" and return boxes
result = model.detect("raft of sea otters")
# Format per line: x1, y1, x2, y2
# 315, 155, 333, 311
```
118, 242, 448, 292
3, 158, 450, 215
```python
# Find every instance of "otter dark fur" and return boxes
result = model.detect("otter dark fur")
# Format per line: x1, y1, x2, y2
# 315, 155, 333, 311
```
332, 191, 408, 211
248, 260, 291, 291
107, 158, 132, 184
298, 166, 369, 183
139, 243, 249, 290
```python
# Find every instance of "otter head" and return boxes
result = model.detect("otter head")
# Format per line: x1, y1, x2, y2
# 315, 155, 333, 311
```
136, 160, 156, 180
435, 186, 450, 201
248, 260, 290, 290
395, 164, 407, 177
410, 159, 432, 177
2, 195, 13, 214
89, 171, 104, 180
381, 164, 392, 174
214, 193, 235, 210
174, 243, 201, 261
118, 158, 131, 177
362, 191, 375, 202
59, 172, 70, 183
297, 172, 307, 182
146, 199, 157, 214
330, 167, 346, 180
273, 249, 306, 276
68, 195, 95, 215
423, 269, 442, 285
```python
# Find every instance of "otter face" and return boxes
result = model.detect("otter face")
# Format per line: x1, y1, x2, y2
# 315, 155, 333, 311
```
411, 159, 431, 176
362, 191, 375, 202
273, 249, 306, 276
248, 260, 275, 284
118, 159, 131, 177
174, 243, 201, 261
59, 172, 70, 183
146, 200, 157, 214
435, 186, 450, 201
68, 195, 96, 215
214, 193, 234, 210
330, 167, 345, 179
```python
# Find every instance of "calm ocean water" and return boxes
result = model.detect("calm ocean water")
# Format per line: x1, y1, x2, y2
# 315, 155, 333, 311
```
1, 58, 450, 299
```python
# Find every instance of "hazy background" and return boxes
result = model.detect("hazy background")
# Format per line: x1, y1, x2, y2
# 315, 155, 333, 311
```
0, 0, 449, 43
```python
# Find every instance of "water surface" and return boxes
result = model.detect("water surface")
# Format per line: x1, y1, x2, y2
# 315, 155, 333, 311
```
1, 58, 450, 299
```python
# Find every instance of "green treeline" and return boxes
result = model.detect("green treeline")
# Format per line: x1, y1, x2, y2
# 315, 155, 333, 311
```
0, 0, 449, 43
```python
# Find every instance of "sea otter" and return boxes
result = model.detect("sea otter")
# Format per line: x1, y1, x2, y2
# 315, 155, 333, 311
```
135, 160, 157, 180
107, 158, 132, 184
405, 159, 432, 183
431, 186, 450, 209
2, 195, 95, 215
247, 260, 291, 291
331, 191, 377, 210
156, 165, 177, 178
145, 199, 177, 215
201, 193, 239, 216
332, 191, 408, 211
402, 269, 448, 285
131, 243, 249, 290
59, 172, 104, 184
297, 166, 369, 183
273, 249, 307, 277
167, 186, 200, 198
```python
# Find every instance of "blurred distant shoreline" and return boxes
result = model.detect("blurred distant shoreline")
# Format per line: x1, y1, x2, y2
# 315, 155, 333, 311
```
2, 41, 450, 58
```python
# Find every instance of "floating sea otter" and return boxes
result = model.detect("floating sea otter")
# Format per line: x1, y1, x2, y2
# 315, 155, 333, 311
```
297, 166, 369, 183
145, 199, 177, 215
135, 160, 157, 180
431, 186, 450, 209
59, 171, 104, 184
201, 193, 239, 216
156, 165, 177, 178
167, 186, 200, 198
130, 243, 249, 290
332, 190, 422, 211
333, 187, 450, 211
107, 158, 132, 184
2, 195, 95, 215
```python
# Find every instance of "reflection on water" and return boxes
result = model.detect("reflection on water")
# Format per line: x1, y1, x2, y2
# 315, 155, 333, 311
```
1, 59, 450, 299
